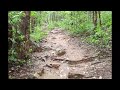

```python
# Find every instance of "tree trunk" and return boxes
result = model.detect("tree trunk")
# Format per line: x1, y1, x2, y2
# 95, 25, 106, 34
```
94, 11, 97, 28
98, 11, 101, 27
23, 11, 30, 41
19, 11, 31, 59
93, 11, 95, 25
24, 11, 31, 50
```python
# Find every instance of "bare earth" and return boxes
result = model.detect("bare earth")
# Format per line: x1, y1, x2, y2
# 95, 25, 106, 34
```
9, 28, 112, 79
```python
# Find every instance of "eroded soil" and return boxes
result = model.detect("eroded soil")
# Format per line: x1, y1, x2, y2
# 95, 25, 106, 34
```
9, 28, 112, 79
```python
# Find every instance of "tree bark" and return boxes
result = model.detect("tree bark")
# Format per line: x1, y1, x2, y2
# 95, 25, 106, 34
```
24, 11, 31, 52
93, 11, 95, 25
94, 11, 97, 27
98, 11, 101, 27
19, 11, 31, 59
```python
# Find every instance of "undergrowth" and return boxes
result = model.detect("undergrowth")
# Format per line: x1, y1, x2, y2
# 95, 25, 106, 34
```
30, 26, 47, 43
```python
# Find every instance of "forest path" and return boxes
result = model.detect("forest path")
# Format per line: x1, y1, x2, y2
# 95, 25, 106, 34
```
10, 28, 112, 79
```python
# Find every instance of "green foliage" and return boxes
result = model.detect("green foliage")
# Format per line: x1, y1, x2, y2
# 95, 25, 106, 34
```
31, 11, 37, 17
8, 49, 17, 62
8, 11, 28, 66
8, 11, 24, 26
8, 11, 112, 68
29, 48, 33, 53
85, 25, 111, 48
30, 26, 47, 43
101, 11, 112, 29
17, 59, 26, 65
44, 11, 111, 48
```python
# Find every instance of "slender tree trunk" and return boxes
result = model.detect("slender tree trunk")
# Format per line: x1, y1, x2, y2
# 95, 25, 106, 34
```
19, 11, 31, 59
93, 11, 95, 25
94, 11, 97, 27
24, 11, 30, 41
24, 11, 31, 51
98, 11, 101, 27
71, 11, 73, 28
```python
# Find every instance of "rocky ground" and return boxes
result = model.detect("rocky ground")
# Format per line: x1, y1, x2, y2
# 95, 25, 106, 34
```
9, 28, 112, 79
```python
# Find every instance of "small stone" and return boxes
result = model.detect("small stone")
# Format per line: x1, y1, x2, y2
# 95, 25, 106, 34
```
92, 77, 96, 79
56, 49, 66, 56
66, 58, 69, 60
34, 68, 44, 77
37, 70, 44, 76
9, 70, 11, 73
68, 73, 84, 79
27, 75, 37, 79
45, 64, 52, 68
99, 76, 102, 79
51, 51, 55, 54
33, 73, 39, 78
11, 67, 14, 71
41, 58, 45, 62
44, 55, 49, 59
50, 64, 60, 69
84, 55, 88, 58
52, 37, 56, 39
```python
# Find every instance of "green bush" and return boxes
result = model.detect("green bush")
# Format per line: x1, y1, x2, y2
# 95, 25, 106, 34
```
30, 26, 47, 43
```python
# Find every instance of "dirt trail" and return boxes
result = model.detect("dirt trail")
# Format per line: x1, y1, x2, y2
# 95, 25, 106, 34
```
10, 28, 112, 79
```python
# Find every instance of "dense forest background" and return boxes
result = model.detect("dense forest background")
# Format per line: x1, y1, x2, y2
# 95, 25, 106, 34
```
8, 11, 112, 79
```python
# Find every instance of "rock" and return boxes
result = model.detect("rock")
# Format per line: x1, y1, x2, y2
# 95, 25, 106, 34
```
41, 58, 46, 62
37, 69, 44, 76
50, 64, 60, 69
27, 75, 38, 79
51, 51, 55, 55
9, 70, 12, 73
33, 73, 40, 78
52, 37, 56, 39
42, 39, 47, 42
11, 67, 14, 71
99, 76, 102, 79
45, 63, 60, 69
56, 49, 66, 56
44, 55, 49, 59
53, 43, 56, 44
68, 73, 85, 79
45, 64, 53, 68
43, 45, 51, 49
33, 68, 44, 78
92, 77, 96, 79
